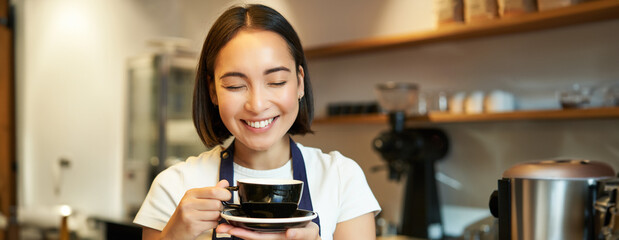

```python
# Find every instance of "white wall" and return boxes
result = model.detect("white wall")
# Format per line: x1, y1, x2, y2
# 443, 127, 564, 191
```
15, 0, 186, 219
15, 0, 619, 233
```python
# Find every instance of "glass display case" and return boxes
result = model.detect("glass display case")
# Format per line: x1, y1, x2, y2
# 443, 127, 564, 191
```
123, 41, 205, 217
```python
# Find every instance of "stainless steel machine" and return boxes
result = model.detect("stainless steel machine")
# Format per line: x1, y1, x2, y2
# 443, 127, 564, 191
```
489, 159, 619, 240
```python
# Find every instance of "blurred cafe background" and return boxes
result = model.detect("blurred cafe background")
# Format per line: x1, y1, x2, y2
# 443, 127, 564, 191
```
1, 0, 619, 239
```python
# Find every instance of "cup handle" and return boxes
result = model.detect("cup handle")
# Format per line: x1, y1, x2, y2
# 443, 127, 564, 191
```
221, 201, 241, 209
222, 186, 241, 209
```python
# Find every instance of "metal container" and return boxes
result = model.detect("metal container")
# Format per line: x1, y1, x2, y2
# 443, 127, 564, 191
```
489, 159, 619, 240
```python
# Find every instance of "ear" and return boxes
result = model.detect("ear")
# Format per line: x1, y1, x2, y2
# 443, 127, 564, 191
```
209, 79, 218, 106
296, 65, 305, 99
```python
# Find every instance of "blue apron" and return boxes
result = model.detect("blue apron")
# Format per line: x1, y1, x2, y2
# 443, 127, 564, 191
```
212, 137, 321, 240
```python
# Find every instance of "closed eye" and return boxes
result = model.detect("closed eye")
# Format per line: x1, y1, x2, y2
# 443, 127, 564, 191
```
268, 81, 287, 87
224, 85, 245, 90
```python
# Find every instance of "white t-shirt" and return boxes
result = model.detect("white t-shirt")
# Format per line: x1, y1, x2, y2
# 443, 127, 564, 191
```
133, 143, 381, 240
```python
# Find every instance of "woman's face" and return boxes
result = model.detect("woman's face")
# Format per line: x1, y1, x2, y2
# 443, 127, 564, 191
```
212, 29, 304, 151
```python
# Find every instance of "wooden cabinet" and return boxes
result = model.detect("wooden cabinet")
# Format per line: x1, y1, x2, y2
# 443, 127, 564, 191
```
307, 0, 619, 124
305, 0, 619, 59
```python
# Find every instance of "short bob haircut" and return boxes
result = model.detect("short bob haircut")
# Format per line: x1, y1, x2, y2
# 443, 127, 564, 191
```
193, 4, 314, 148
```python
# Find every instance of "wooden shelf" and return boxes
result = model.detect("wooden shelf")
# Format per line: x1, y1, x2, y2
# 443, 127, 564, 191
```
305, 0, 619, 59
313, 114, 389, 124
313, 107, 619, 124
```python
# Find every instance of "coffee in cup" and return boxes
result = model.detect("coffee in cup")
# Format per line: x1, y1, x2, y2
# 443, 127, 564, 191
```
223, 179, 303, 218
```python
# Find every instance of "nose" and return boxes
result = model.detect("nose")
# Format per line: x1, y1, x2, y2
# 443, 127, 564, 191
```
244, 87, 269, 113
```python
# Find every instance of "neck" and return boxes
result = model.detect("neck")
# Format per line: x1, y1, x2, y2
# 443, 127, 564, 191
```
233, 136, 291, 170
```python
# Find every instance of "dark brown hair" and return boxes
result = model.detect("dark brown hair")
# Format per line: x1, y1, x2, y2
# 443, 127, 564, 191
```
193, 4, 314, 148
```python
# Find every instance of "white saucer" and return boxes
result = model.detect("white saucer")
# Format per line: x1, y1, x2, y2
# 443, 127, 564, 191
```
221, 209, 317, 232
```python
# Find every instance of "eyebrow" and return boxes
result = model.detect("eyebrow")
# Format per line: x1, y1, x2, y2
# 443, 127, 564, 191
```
219, 72, 246, 80
264, 66, 291, 75
219, 66, 291, 80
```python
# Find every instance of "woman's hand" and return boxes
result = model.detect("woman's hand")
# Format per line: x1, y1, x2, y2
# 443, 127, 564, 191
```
216, 221, 321, 240
159, 180, 232, 240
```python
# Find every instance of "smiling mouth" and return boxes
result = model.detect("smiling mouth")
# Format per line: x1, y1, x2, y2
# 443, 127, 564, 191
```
243, 117, 276, 129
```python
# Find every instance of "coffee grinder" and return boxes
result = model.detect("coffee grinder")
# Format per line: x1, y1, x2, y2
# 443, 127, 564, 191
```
372, 82, 450, 239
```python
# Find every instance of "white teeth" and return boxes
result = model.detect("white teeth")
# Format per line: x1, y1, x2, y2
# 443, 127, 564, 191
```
245, 118, 274, 129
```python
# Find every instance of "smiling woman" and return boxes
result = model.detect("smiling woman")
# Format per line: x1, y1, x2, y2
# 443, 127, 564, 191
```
133, 4, 381, 240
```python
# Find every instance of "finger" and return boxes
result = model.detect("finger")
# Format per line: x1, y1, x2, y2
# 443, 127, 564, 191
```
171, 210, 220, 233
197, 209, 223, 221
190, 198, 224, 211
181, 196, 224, 210
180, 209, 221, 223
216, 179, 230, 188
286, 222, 319, 240
188, 185, 232, 201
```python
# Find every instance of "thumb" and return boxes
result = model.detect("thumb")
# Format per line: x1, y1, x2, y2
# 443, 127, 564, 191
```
216, 179, 230, 188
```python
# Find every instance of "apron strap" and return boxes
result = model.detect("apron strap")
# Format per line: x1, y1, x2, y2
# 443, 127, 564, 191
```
213, 144, 238, 240
290, 137, 321, 228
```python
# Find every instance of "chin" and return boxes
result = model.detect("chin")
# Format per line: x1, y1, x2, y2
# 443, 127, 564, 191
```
240, 138, 276, 152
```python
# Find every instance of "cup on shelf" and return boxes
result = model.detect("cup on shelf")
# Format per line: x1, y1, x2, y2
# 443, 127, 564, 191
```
465, 91, 485, 114
426, 91, 450, 113
558, 84, 591, 109
415, 90, 450, 115
484, 90, 515, 113
449, 91, 466, 114
606, 83, 619, 107
414, 91, 429, 115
